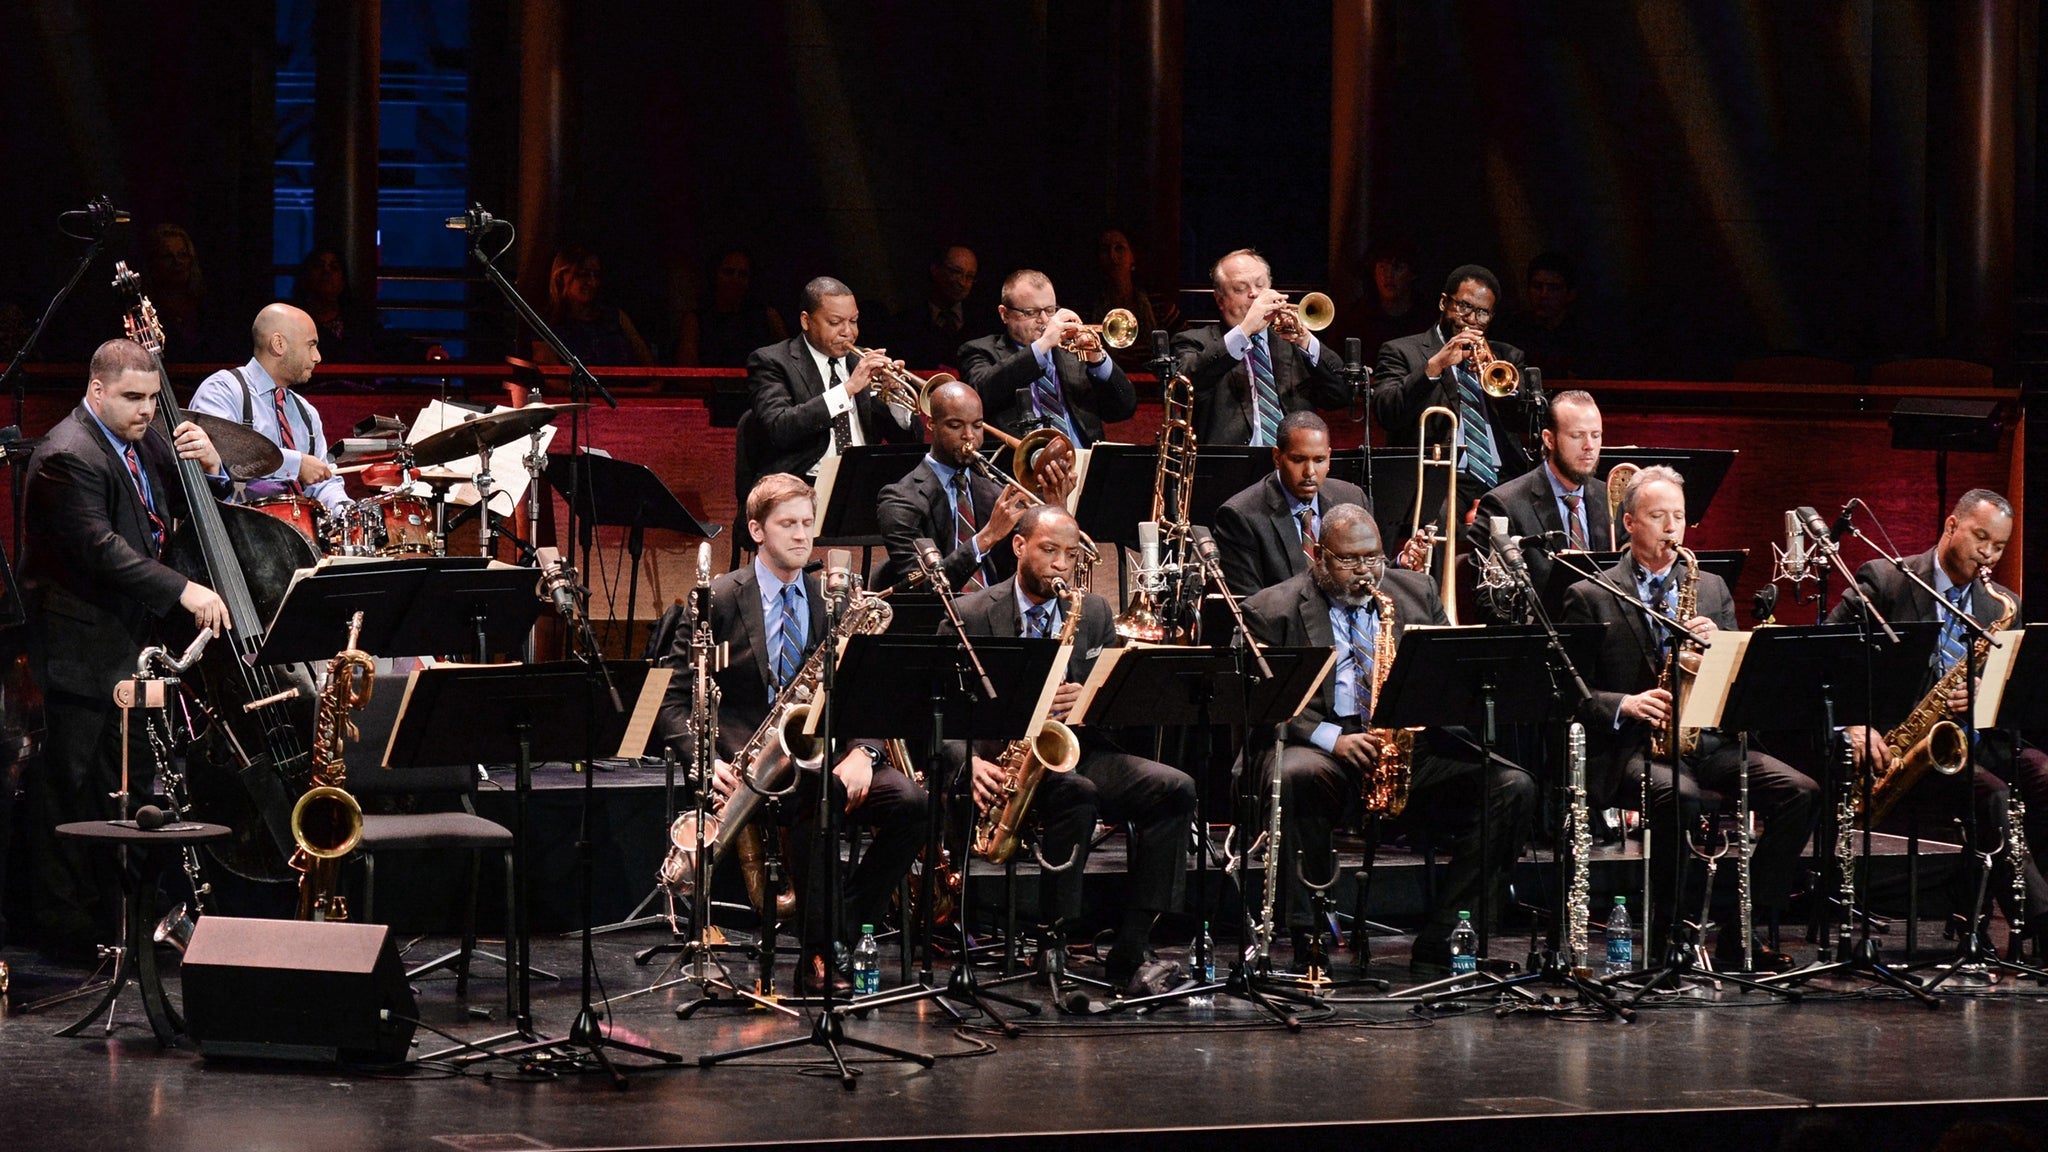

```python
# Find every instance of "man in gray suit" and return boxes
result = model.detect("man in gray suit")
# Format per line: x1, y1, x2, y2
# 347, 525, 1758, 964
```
1243, 503, 1536, 972
1562, 465, 1816, 971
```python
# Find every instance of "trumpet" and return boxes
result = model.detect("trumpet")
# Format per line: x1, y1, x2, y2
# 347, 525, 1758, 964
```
1410, 405, 1462, 625
1269, 291, 1335, 337
851, 344, 954, 418
1456, 325, 1519, 397
1058, 307, 1140, 356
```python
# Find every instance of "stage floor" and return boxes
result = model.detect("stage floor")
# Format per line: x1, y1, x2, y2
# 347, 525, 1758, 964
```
4, 919, 2046, 1152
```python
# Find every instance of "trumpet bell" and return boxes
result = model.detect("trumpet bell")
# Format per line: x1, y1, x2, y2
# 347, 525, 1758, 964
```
1012, 427, 1075, 500
1295, 291, 1335, 332
1481, 360, 1520, 398
1100, 308, 1139, 349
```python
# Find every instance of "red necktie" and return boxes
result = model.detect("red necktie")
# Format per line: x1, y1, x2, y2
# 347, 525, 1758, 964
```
274, 387, 303, 494
124, 444, 166, 557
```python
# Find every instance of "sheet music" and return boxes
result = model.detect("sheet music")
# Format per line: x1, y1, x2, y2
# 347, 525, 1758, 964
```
812, 452, 842, 520
407, 400, 557, 516
1678, 629, 1752, 730
614, 667, 674, 759
1974, 629, 2026, 730
1064, 446, 1092, 513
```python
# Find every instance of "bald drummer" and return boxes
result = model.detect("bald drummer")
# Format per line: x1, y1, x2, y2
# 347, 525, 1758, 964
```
189, 302, 348, 513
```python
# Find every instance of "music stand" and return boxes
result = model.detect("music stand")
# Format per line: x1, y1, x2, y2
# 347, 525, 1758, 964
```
252, 557, 505, 662
1598, 448, 1737, 525
545, 449, 717, 660
1071, 444, 1158, 596
812, 445, 928, 580
805, 634, 1055, 1033
1538, 550, 1748, 618
1365, 627, 1560, 1000
1075, 645, 1346, 1023
394, 661, 684, 1083
1983, 624, 2048, 972
1702, 625, 1941, 1005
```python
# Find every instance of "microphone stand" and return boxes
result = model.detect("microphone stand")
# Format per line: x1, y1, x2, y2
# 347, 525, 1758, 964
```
1341, 336, 1374, 499
922, 546, 999, 700
458, 204, 617, 579
1548, 554, 1798, 1003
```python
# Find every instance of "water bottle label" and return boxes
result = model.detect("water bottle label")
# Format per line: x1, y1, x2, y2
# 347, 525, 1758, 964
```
856, 969, 880, 995
1451, 953, 1477, 974
1607, 936, 1631, 967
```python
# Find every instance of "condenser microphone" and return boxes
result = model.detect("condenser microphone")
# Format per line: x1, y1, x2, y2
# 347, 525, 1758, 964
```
443, 205, 501, 232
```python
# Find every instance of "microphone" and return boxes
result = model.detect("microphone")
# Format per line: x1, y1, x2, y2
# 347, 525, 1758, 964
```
1753, 583, 1779, 625
1793, 506, 1837, 552
1344, 337, 1363, 375
1505, 529, 1568, 552
1830, 502, 1855, 543
536, 546, 581, 617
912, 536, 951, 591
62, 197, 130, 231
825, 548, 854, 611
1189, 525, 1222, 567
134, 805, 168, 831
1137, 520, 1161, 585
1489, 526, 1530, 575
443, 205, 500, 232
1773, 509, 1812, 584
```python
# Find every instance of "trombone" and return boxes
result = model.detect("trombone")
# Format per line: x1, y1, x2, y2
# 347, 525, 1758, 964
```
1410, 405, 1462, 625
965, 447, 1100, 583
851, 344, 953, 418
1059, 308, 1140, 356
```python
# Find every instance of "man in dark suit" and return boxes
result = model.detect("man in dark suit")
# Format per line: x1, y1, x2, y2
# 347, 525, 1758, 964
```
1211, 411, 1370, 598
1373, 264, 1535, 508
660, 473, 927, 994
1466, 390, 1622, 623
886, 244, 988, 373
1243, 503, 1537, 972
952, 503, 1196, 995
1827, 488, 2046, 933
1562, 466, 1817, 971
956, 269, 1136, 450
1172, 248, 1351, 446
873, 381, 1030, 591
744, 276, 919, 486
20, 338, 230, 955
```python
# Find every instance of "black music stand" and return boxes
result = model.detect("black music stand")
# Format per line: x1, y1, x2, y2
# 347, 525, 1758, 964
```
1704, 626, 1940, 1005
1079, 645, 1345, 1022
1072, 444, 1158, 551
1599, 448, 1737, 524
1361, 448, 1448, 556
1890, 398, 2002, 536
1538, 550, 1749, 618
1986, 624, 2048, 971
394, 661, 684, 1083
811, 634, 1055, 1033
812, 445, 927, 578
546, 449, 717, 660
251, 557, 511, 663
1362, 628, 1558, 1001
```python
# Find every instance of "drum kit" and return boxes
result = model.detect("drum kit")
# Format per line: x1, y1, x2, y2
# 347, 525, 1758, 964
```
202, 403, 588, 560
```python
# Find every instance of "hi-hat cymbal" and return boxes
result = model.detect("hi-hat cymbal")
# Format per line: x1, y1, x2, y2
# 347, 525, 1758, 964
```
410, 403, 587, 468
188, 412, 285, 481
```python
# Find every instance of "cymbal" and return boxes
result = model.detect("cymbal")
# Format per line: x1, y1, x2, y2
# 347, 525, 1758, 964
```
188, 412, 285, 481
410, 403, 587, 468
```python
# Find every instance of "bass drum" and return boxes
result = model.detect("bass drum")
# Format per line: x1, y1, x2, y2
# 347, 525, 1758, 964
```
248, 495, 325, 551
170, 501, 322, 882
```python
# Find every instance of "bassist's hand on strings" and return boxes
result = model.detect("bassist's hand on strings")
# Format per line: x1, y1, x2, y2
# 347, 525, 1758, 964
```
171, 420, 222, 476
179, 581, 230, 634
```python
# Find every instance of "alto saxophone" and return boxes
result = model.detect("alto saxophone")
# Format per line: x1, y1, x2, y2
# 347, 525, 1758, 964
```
1650, 545, 1702, 761
660, 590, 895, 919
1855, 575, 2016, 829
1564, 721, 1593, 976
1361, 580, 1418, 817
292, 612, 374, 922
972, 580, 1085, 864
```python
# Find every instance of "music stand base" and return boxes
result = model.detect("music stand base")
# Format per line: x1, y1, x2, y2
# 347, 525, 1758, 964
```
698, 1006, 936, 1090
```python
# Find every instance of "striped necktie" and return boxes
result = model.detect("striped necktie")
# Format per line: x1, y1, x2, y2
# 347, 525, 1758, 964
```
1937, 584, 1971, 673
1453, 364, 1500, 489
274, 387, 304, 494
952, 470, 985, 590
1247, 332, 1282, 447
1296, 505, 1318, 564
1560, 491, 1587, 549
770, 582, 804, 687
1030, 360, 1077, 444
123, 444, 167, 557
1331, 603, 1377, 718
1024, 600, 1054, 639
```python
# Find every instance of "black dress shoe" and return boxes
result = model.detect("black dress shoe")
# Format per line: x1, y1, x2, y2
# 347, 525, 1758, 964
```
1125, 957, 1185, 999
1715, 938, 1796, 973
796, 949, 853, 996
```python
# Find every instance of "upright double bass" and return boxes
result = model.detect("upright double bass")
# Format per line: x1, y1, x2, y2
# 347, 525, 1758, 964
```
114, 264, 321, 880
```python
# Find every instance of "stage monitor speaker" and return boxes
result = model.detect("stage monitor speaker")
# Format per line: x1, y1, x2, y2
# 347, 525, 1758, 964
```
181, 916, 418, 1064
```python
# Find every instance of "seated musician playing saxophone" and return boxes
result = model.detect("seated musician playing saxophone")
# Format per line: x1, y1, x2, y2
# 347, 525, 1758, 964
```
1828, 489, 2047, 938
947, 503, 1196, 997
1242, 502, 1536, 973
659, 473, 927, 995
1561, 466, 1817, 971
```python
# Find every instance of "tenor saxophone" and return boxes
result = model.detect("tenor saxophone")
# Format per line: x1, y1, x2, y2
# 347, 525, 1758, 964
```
972, 580, 1084, 865
292, 612, 375, 922
1855, 575, 2016, 829
1650, 545, 1703, 761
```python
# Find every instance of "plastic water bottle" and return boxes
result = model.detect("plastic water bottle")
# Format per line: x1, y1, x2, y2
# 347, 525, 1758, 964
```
1186, 921, 1217, 1017
1605, 896, 1633, 976
1449, 911, 1478, 974
852, 925, 880, 995
1196, 921, 1217, 984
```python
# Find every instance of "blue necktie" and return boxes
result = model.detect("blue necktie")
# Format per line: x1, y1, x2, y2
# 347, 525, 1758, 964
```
1937, 585, 1971, 673
1332, 604, 1377, 718
770, 583, 804, 686
1030, 358, 1077, 444
1453, 364, 1500, 490
1247, 332, 1282, 447
1025, 601, 1054, 639
1643, 574, 1669, 650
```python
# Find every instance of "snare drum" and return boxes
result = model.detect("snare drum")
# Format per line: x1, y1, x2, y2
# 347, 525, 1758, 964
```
248, 495, 324, 549
322, 500, 387, 556
374, 493, 435, 556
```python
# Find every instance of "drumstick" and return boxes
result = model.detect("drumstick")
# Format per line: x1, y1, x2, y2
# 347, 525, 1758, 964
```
333, 462, 387, 475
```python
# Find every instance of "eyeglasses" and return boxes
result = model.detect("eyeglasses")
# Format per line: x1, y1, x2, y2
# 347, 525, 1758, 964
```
1006, 305, 1059, 321
1325, 552, 1386, 575
1446, 298, 1493, 323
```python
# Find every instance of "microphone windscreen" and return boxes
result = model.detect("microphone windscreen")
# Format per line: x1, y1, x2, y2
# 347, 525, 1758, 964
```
134, 805, 167, 830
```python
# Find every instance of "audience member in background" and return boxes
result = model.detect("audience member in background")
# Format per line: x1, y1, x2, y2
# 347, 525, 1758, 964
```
144, 223, 234, 362
1493, 250, 1587, 379
534, 247, 654, 367
1082, 228, 1162, 373
888, 244, 985, 372
291, 247, 443, 365
1352, 236, 1425, 358
676, 247, 788, 368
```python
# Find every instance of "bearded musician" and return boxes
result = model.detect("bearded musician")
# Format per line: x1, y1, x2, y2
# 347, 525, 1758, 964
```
1561, 466, 1817, 971
1242, 503, 1536, 973
1828, 488, 2047, 937
659, 473, 926, 995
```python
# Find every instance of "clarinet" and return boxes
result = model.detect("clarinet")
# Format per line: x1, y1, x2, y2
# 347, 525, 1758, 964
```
1564, 722, 1592, 975
1737, 733, 1755, 964
1255, 721, 1286, 967
1833, 744, 1858, 958
2009, 795, 2030, 958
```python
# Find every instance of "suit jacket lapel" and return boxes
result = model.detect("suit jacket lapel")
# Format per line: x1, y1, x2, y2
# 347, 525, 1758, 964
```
1524, 470, 1566, 536
1614, 555, 1660, 680
992, 580, 1022, 638
1909, 550, 1941, 625
80, 407, 152, 548
793, 338, 833, 401
736, 568, 774, 695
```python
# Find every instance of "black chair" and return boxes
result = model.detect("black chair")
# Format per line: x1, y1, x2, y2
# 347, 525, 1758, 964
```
729, 410, 763, 568
342, 672, 519, 1016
